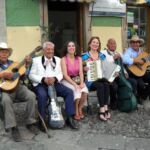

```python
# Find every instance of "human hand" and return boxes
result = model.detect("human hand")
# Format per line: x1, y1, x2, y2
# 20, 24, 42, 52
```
114, 72, 120, 78
125, 72, 129, 78
73, 83, 81, 91
25, 55, 32, 68
113, 53, 121, 60
83, 66, 89, 72
134, 58, 144, 65
44, 77, 55, 85
2, 72, 14, 80
79, 83, 85, 89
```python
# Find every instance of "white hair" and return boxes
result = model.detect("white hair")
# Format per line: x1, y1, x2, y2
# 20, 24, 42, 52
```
43, 41, 55, 50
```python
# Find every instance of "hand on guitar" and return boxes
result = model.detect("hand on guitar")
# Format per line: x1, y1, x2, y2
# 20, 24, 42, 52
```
24, 55, 32, 68
133, 57, 144, 65
1, 72, 14, 80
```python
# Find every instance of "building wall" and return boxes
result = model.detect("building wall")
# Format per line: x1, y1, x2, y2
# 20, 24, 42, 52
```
91, 16, 123, 52
0, 0, 7, 42
146, 5, 150, 52
6, 0, 41, 61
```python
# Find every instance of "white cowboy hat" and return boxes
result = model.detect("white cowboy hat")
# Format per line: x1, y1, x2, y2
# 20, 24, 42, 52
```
129, 35, 144, 45
0, 42, 13, 56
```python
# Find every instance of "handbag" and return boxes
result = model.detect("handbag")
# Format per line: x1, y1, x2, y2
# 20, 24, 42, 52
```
71, 76, 81, 85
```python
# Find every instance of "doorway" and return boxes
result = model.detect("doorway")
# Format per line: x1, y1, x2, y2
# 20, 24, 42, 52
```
48, 1, 83, 57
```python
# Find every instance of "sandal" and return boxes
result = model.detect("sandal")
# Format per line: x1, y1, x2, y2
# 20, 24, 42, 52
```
74, 115, 81, 120
105, 110, 111, 119
79, 110, 85, 119
80, 113, 85, 119
98, 112, 107, 121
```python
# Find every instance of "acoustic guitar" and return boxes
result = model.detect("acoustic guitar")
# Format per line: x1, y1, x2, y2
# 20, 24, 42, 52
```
128, 52, 150, 77
0, 46, 42, 91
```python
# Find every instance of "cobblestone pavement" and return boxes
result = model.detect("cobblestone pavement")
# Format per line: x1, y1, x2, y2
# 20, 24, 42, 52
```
0, 99, 150, 150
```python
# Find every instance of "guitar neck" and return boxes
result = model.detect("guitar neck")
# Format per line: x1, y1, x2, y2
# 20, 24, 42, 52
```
15, 46, 42, 69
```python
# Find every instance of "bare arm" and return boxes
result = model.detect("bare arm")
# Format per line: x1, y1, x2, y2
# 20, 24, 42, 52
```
61, 57, 77, 86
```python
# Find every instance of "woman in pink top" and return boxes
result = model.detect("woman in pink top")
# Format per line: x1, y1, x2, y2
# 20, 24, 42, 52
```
61, 41, 88, 120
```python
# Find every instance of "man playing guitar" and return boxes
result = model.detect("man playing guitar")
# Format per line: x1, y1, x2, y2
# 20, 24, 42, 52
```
122, 35, 150, 102
0, 42, 39, 142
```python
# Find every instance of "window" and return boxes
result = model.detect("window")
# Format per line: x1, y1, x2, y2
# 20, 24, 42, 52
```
127, 6, 146, 43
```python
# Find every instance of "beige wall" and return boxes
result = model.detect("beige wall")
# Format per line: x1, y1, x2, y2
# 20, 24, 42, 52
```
92, 26, 123, 53
7, 26, 41, 61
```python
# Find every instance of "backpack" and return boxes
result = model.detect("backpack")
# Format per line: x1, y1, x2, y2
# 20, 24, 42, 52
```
116, 59, 137, 112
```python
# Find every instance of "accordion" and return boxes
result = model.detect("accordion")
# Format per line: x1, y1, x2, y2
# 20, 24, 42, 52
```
86, 60, 121, 82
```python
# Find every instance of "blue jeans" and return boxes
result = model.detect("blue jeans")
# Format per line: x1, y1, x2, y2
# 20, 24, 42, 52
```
34, 83, 75, 119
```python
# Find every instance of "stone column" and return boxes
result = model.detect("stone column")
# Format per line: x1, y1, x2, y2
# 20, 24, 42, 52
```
0, 0, 7, 42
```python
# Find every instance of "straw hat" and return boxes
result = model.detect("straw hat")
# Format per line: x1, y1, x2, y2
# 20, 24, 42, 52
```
0, 42, 13, 56
129, 35, 144, 45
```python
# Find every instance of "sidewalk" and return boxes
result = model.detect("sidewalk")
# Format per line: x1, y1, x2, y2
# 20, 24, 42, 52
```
0, 98, 150, 150
0, 126, 150, 150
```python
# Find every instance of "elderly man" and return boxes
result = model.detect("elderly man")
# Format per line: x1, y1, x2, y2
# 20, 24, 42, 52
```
0, 42, 39, 142
29, 41, 78, 130
101, 38, 137, 109
122, 35, 150, 101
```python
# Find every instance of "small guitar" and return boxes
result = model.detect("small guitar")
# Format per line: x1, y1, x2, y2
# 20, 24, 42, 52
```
0, 46, 42, 91
48, 85, 65, 129
128, 52, 150, 77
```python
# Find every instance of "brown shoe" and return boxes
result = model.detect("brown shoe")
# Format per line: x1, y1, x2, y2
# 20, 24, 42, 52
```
26, 123, 39, 135
11, 127, 22, 142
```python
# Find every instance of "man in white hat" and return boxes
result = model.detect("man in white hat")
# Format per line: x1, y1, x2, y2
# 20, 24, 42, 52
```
0, 42, 39, 142
122, 35, 150, 103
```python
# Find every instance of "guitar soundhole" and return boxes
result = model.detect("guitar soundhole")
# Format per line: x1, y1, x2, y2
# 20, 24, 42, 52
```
12, 68, 19, 72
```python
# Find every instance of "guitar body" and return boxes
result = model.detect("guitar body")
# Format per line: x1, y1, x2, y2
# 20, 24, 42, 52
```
0, 62, 26, 91
128, 52, 150, 77
4, 62, 26, 76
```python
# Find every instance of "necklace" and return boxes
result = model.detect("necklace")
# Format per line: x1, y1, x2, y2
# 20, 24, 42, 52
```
89, 51, 99, 61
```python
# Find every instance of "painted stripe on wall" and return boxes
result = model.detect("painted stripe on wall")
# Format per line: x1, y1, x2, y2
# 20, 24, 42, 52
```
6, 0, 40, 26
92, 16, 122, 27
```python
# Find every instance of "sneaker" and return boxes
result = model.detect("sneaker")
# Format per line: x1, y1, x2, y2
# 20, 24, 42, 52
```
26, 124, 39, 135
11, 127, 22, 142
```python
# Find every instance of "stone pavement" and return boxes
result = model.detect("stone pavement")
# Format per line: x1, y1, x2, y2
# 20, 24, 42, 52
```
0, 98, 150, 150
0, 125, 150, 150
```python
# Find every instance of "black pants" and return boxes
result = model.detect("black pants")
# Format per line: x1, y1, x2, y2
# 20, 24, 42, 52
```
90, 80, 110, 107
129, 71, 150, 99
